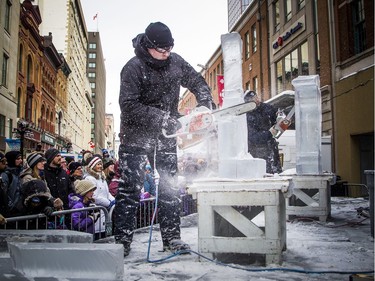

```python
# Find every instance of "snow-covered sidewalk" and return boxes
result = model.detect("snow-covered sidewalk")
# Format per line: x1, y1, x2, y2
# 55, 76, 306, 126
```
124, 197, 374, 281
0, 197, 372, 280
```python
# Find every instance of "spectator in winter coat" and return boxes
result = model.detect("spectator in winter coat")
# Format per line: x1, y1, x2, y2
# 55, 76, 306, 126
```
20, 152, 64, 213
68, 161, 83, 184
84, 156, 115, 239
18, 179, 56, 229
43, 148, 74, 212
245, 90, 282, 174
68, 179, 99, 235
1, 151, 24, 217
0, 152, 8, 224
108, 161, 120, 197
20, 152, 47, 184
114, 21, 215, 256
102, 157, 115, 185
143, 164, 156, 197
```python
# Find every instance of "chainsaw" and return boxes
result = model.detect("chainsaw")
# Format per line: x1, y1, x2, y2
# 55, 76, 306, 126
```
162, 101, 257, 143
270, 105, 295, 139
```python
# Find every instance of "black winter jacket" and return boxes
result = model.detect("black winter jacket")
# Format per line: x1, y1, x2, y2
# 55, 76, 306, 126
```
246, 102, 278, 146
119, 33, 214, 152
44, 165, 74, 210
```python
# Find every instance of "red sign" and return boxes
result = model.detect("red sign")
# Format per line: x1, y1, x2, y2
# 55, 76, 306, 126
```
217, 75, 224, 108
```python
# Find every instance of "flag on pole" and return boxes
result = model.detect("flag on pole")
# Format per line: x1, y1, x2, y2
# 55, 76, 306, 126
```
217, 75, 224, 108
93, 13, 98, 20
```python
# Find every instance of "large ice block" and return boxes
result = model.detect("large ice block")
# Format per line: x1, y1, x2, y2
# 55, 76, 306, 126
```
292, 75, 322, 175
0, 229, 93, 252
219, 33, 266, 179
9, 242, 124, 280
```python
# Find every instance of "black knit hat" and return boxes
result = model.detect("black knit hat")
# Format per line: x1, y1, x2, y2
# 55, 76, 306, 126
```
68, 161, 82, 174
45, 148, 60, 165
26, 152, 46, 169
103, 158, 114, 170
244, 90, 257, 102
5, 151, 21, 167
145, 22, 174, 48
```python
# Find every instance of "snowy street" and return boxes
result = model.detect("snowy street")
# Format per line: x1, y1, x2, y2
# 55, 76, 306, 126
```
122, 197, 373, 281
0, 197, 373, 280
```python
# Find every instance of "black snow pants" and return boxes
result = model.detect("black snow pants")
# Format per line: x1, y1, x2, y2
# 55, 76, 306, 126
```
113, 144, 181, 247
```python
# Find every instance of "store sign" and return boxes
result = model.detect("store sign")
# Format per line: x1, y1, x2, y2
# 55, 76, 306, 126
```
272, 16, 305, 54
25, 128, 41, 142
42, 132, 56, 146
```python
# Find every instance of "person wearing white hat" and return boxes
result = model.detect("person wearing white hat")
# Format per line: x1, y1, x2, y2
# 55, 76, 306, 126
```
69, 180, 99, 234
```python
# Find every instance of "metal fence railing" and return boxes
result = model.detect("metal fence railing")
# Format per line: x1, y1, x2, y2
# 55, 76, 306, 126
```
1, 194, 197, 238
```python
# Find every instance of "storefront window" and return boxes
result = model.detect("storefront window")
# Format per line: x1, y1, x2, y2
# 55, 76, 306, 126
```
276, 60, 283, 94
275, 42, 310, 93
301, 41, 309, 75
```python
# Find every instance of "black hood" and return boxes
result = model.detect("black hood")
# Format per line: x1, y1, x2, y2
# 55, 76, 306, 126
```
132, 33, 171, 69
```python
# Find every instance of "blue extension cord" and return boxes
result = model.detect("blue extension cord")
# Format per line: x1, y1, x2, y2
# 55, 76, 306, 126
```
145, 183, 374, 275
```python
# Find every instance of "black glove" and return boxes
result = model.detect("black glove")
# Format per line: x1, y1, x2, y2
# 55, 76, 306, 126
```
43, 206, 54, 217
162, 116, 181, 135
89, 212, 100, 222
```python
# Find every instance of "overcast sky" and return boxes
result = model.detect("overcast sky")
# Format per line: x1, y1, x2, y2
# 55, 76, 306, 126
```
80, 0, 228, 137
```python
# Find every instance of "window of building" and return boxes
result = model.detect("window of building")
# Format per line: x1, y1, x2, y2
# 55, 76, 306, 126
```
352, 0, 366, 54
285, 0, 292, 22
90, 82, 96, 89
89, 43, 97, 49
274, 0, 280, 33
89, 62, 96, 68
4, 0, 12, 33
0, 114, 5, 137
8, 118, 13, 138
298, 0, 305, 10
245, 31, 250, 59
92, 92, 95, 98
275, 42, 309, 93
89, 53, 96, 59
18, 45, 23, 72
1, 53, 9, 87
213, 69, 217, 90
27, 55, 32, 83
245, 81, 250, 91
252, 76, 258, 93
301, 41, 309, 75
251, 24, 257, 53
88, 72, 96, 78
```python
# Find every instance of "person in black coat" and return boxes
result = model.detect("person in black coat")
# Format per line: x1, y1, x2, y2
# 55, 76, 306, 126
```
114, 21, 215, 256
43, 148, 74, 211
245, 90, 282, 174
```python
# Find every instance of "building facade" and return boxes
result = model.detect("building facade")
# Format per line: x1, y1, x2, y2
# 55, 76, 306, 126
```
179, 0, 374, 194
38, 0, 92, 153
88, 31, 106, 154
0, 0, 20, 151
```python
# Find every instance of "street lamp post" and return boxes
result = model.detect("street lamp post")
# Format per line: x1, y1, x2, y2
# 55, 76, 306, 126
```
13, 120, 30, 159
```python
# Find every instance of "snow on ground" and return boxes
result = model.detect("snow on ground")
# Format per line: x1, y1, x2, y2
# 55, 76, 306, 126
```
123, 197, 374, 281
0, 197, 372, 280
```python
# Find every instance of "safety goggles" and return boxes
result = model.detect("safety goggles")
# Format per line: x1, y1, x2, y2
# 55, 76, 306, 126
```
145, 36, 173, 54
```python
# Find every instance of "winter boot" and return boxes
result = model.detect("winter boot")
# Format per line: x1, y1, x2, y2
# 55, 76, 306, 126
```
123, 243, 131, 257
163, 239, 191, 254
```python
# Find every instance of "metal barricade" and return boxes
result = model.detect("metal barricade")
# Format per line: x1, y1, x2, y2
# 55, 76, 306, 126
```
2, 205, 111, 238
2, 197, 197, 235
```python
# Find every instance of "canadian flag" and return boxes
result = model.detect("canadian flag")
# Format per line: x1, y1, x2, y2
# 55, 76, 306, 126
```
93, 13, 98, 20
217, 75, 224, 108
88, 140, 95, 149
